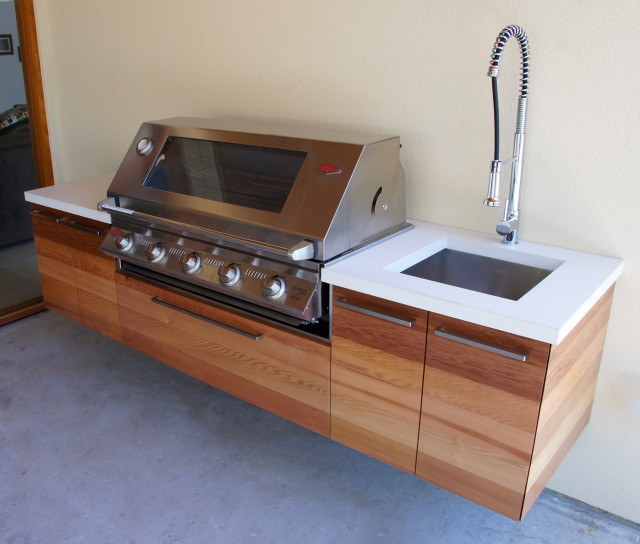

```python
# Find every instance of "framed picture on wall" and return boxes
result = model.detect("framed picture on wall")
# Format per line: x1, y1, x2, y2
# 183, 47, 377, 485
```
0, 34, 14, 55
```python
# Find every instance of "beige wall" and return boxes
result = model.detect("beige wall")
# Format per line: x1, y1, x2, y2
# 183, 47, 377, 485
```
34, 0, 640, 522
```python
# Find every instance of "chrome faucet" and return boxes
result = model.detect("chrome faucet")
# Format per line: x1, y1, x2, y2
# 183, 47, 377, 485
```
483, 25, 530, 245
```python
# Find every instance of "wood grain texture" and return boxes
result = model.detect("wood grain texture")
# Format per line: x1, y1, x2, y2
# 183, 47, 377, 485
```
0, 297, 45, 326
31, 206, 121, 340
31, 212, 80, 321
73, 253, 121, 342
332, 287, 428, 361
521, 286, 614, 517
416, 313, 550, 520
68, 219, 121, 342
331, 287, 427, 473
0, 0, 51, 325
14, 0, 54, 187
115, 273, 331, 436
425, 314, 550, 402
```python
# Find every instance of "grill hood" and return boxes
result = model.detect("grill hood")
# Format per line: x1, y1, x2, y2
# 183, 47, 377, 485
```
104, 117, 409, 262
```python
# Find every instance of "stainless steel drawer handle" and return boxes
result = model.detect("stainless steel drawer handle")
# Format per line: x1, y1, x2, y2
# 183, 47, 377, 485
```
151, 297, 263, 341
434, 326, 528, 362
67, 220, 104, 236
29, 209, 66, 223
335, 297, 415, 328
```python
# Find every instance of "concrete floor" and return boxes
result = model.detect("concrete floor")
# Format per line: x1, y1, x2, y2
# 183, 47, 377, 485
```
1, 310, 639, 544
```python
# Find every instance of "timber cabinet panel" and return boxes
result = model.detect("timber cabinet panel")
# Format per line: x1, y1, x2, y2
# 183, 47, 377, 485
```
331, 287, 428, 473
31, 206, 80, 321
521, 286, 614, 517
30, 204, 121, 341
67, 217, 121, 342
416, 313, 550, 520
115, 272, 331, 436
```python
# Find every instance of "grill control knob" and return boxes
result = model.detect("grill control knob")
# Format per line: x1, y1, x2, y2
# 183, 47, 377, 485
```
180, 252, 201, 274
114, 233, 133, 251
262, 276, 285, 299
136, 137, 153, 156
146, 242, 165, 263
218, 264, 241, 285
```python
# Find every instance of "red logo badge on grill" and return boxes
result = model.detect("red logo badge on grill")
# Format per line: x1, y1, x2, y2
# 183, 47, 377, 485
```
109, 228, 124, 237
314, 164, 342, 175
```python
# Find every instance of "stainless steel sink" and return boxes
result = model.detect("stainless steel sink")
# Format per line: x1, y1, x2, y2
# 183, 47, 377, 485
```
401, 248, 555, 300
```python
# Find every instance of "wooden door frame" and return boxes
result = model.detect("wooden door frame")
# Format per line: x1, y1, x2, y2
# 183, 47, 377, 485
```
0, 0, 53, 325
15, 0, 54, 188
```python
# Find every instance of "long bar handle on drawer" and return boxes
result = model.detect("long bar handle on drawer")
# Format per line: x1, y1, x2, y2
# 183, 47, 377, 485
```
151, 297, 263, 341
335, 297, 415, 328
67, 220, 104, 236
29, 209, 66, 223
434, 326, 528, 362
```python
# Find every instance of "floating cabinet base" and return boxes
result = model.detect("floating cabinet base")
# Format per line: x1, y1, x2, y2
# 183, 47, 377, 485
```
28, 205, 617, 520
416, 287, 614, 520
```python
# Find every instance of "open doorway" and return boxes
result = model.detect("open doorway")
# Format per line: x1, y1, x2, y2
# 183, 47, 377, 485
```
0, 0, 54, 325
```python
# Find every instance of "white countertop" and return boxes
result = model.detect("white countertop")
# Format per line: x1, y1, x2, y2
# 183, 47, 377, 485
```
24, 174, 113, 223
322, 221, 623, 345
25, 175, 623, 344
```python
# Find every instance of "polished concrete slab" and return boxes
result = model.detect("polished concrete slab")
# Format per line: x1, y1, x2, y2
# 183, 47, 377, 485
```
1, 310, 639, 544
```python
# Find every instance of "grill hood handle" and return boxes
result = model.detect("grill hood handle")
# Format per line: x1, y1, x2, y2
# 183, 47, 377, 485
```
98, 199, 316, 262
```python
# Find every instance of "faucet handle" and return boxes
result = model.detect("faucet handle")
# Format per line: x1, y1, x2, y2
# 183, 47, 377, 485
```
484, 160, 502, 207
496, 220, 514, 235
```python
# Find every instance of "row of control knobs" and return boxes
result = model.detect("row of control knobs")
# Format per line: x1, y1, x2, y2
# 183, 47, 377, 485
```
113, 235, 285, 298
218, 263, 285, 297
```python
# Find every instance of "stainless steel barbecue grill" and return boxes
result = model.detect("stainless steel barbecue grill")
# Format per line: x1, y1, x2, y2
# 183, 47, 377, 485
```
99, 117, 410, 335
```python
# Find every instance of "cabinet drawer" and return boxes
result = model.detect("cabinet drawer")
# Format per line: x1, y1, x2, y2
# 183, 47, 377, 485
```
115, 272, 331, 436
331, 287, 428, 473
417, 313, 550, 520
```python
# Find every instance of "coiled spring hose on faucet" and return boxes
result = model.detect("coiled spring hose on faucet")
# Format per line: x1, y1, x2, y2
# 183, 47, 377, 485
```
489, 25, 530, 162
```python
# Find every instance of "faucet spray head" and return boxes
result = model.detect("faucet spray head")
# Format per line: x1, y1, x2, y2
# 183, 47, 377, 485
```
484, 160, 502, 207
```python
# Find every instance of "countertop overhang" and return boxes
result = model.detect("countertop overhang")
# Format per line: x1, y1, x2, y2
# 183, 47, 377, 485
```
24, 174, 113, 223
322, 221, 623, 345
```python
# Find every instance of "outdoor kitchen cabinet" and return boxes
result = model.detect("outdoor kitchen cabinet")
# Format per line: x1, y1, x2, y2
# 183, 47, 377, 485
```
30, 204, 122, 342
24, 177, 621, 521
115, 272, 331, 437
330, 285, 614, 521
330, 286, 428, 473
416, 312, 549, 520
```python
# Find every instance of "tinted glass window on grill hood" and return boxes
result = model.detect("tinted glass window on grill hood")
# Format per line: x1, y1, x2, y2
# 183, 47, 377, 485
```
143, 136, 308, 213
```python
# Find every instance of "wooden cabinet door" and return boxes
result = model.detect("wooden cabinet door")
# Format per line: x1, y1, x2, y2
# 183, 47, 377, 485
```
31, 204, 121, 342
115, 272, 331, 436
416, 313, 550, 520
30, 206, 80, 321
331, 287, 428, 473
67, 217, 121, 342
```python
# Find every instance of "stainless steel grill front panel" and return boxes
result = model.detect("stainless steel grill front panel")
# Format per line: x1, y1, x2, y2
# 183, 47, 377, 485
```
101, 218, 323, 323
